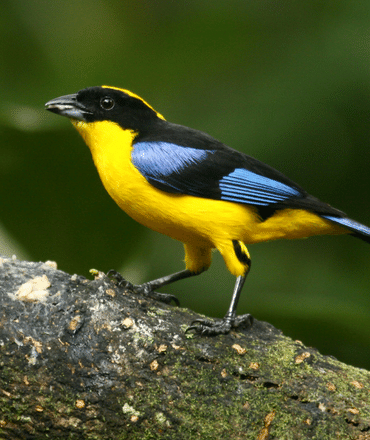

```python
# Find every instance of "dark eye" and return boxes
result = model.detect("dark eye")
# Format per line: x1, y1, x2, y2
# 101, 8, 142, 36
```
100, 96, 115, 110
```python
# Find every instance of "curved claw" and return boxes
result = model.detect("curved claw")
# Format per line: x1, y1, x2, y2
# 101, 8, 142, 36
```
186, 318, 230, 336
143, 290, 180, 306
106, 270, 133, 289
130, 283, 180, 306
234, 313, 254, 328
186, 318, 217, 331
186, 314, 254, 336
106, 269, 122, 281
185, 325, 201, 335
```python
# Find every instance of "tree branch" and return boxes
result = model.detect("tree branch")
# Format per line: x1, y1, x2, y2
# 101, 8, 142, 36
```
0, 257, 369, 439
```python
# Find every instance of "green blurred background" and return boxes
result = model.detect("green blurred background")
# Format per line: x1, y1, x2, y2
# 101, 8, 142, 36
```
1, 1, 369, 369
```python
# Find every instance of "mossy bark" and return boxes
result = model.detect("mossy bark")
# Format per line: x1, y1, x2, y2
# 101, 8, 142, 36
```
0, 257, 369, 439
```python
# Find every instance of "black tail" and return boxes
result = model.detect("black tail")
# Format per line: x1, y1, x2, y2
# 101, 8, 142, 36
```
322, 215, 370, 244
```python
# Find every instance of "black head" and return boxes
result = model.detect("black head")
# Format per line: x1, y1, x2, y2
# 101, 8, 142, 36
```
45, 86, 164, 131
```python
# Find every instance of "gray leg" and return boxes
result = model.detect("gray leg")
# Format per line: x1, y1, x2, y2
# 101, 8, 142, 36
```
186, 272, 253, 335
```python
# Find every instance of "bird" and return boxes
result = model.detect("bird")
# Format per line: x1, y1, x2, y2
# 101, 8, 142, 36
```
45, 86, 370, 335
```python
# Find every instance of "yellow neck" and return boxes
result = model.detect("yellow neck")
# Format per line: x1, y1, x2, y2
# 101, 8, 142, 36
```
71, 120, 141, 206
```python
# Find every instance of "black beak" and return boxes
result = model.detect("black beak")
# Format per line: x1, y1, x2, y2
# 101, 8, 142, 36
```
45, 93, 91, 121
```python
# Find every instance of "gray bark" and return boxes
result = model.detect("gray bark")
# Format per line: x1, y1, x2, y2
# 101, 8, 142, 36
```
0, 257, 369, 439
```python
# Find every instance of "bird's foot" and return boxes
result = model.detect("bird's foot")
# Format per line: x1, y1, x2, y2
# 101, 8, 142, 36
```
107, 270, 180, 306
186, 313, 253, 336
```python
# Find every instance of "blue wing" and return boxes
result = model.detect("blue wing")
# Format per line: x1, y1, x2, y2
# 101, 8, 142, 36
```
218, 168, 300, 205
322, 215, 370, 241
131, 141, 211, 191
131, 141, 302, 206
